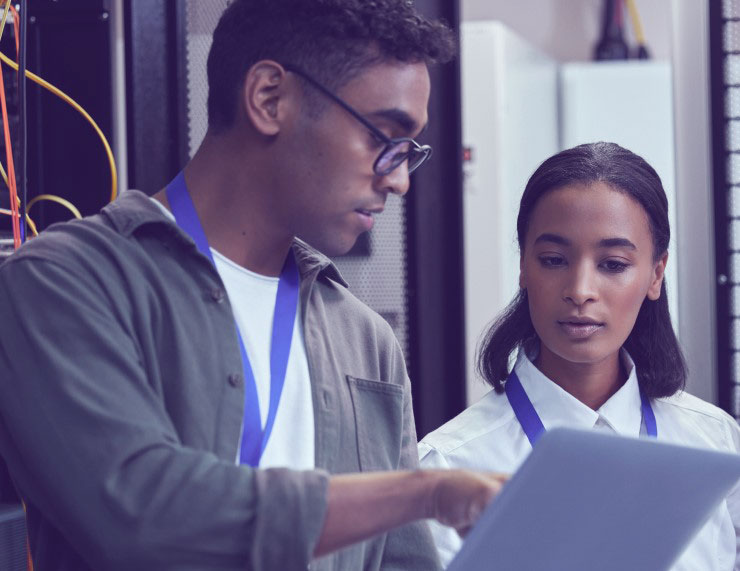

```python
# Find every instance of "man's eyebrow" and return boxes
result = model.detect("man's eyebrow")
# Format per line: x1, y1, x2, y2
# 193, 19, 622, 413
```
598, 237, 637, 250
534, 233, 570, 246
367, 108, 422, 135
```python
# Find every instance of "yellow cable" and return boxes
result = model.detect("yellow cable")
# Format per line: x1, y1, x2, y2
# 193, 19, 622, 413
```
0, 1, 10, 55
0, 207, 38, 237
27, 194, 82, 220
0, 2, 97, 237
0, 112, 81, 236
25, 212, 37, 236
0, 138, 37, 236
0, 51, 118, 203
0, 155, 7, 187
626, 0, 646, 46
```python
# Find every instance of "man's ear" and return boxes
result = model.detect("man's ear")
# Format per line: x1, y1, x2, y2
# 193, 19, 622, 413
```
647, 251, 668, 301
242, 60, 294, 136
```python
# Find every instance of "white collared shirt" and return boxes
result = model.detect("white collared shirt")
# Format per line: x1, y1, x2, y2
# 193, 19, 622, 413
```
419, 348, 740, 570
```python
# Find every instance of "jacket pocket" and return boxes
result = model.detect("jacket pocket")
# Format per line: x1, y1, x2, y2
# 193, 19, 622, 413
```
346, 376, 404, 472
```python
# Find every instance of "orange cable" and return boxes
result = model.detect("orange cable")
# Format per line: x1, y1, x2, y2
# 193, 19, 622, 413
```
0, 67, 17, 244
0, 1, 18, 247
0, 60, 18, 248
8, 2, 17, 54
9, 2, 21, 242
3, 3, 33, 567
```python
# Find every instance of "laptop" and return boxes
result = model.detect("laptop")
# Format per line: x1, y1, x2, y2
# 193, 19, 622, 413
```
447, 427, 740, 571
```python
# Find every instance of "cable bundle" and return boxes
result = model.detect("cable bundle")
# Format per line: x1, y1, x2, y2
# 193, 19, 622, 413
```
0, 0, 118, 249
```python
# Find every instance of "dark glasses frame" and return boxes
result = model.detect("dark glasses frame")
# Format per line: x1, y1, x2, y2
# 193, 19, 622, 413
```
283, 64, 433, 176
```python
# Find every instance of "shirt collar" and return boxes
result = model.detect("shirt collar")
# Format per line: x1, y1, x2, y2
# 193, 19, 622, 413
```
512, 345, 643, 437
102, 189, 348, 287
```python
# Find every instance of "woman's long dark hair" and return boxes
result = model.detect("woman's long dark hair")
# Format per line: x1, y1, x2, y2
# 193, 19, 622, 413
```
478, 142, 687, 398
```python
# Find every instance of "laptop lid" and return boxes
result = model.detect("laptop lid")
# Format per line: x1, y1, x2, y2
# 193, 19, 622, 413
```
447, 427, 740, 571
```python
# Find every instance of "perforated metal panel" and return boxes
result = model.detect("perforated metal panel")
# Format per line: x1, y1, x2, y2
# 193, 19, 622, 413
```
331, 197, 410, 360
713, 0, 740, 418
184, 0, 231, 157
0, 505, 27, 571
181, 1, 411, 362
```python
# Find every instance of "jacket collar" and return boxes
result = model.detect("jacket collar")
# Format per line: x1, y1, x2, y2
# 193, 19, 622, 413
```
102, 189, 347, 286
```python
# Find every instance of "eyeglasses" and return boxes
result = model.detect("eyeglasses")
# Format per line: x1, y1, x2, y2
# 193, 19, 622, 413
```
284, 64, 433, 176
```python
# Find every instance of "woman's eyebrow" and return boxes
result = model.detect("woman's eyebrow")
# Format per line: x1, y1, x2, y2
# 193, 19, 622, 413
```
533, 234, 637, 250
534, 233, 569, 246
598, 237, 637, 250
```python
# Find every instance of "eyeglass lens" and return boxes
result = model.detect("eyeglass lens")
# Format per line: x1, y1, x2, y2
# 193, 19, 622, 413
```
375, 141, 430, 175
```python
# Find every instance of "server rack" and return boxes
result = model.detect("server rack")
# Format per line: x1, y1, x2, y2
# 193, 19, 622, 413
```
710, 0, 740, 418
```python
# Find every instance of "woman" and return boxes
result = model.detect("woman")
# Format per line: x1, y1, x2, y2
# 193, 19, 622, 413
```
419, 142, 740, 569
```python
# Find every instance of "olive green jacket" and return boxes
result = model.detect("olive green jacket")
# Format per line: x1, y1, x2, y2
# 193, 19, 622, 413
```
0, 190, 439, 570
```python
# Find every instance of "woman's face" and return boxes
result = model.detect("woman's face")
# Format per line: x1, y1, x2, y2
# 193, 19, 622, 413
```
520, 182, 667, 366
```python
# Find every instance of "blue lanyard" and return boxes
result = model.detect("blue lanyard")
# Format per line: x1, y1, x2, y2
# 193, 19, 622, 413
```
166, 171, 300, 466
505, 370, 657, 446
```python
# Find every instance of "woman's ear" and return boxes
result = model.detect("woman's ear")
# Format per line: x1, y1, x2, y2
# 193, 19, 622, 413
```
241, 60, 294, 136
647, 251, 668, 301
519, 256, 526, 289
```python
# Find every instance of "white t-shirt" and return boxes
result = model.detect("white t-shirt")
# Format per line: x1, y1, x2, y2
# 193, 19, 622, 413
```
419, 348, 740, 570
152, 198, 315, 470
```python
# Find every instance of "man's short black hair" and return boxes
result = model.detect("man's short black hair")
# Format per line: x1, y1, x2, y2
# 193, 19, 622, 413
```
207, 0, 456, 132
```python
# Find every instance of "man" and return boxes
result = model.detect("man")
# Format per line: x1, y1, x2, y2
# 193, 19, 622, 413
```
0, 1, 503, 569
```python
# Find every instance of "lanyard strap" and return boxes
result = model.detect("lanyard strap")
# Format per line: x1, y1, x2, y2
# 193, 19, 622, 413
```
166, 171, 300, 466
505, 370, 657, 447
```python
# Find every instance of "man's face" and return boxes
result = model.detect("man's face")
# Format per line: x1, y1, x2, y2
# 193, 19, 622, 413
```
280, 61, 431, 256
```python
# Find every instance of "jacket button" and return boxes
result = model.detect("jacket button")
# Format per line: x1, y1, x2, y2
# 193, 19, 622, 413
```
228, 373, 243, 388
210, 288, 225, 303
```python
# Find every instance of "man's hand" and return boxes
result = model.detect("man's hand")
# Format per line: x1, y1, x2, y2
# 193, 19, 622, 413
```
314, 469, 506, 557
428, 470, 507, 537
